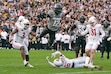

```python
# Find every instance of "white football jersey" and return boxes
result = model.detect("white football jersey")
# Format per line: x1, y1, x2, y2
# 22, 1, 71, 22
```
58, 55, 86, 68
14, 24, 31, 43
81, 24, 105, 44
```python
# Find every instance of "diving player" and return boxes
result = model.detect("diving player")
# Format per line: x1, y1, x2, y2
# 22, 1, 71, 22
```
46, 51, 103, 70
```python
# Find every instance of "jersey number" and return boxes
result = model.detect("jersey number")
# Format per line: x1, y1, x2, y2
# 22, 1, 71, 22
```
53, 20, 60, 27
91, 29, 96, 36
22, 32, 25, 38
64, 62, 71, 68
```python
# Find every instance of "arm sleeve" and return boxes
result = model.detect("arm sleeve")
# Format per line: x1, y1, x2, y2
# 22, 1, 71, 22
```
53, 51, 62, 55
47, 60, 56, 67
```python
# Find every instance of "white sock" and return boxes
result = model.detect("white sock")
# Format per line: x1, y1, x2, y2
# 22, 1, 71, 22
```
89, 62, 93, 65
23, 60, 27, 65
85, 57, 90, 65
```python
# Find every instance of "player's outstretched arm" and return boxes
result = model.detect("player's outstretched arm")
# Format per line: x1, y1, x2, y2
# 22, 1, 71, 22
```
46, 56, 56, 67
51, 51, 63, 58
10, 27, 18, 36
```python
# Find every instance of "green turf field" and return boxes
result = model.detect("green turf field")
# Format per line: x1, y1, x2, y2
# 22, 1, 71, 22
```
0, 49, 111, 74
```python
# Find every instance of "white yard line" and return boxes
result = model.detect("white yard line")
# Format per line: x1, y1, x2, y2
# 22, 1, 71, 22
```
53, 71, 111, 74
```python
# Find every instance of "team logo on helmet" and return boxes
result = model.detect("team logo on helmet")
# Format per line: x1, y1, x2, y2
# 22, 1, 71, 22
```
53, 58, 63, 67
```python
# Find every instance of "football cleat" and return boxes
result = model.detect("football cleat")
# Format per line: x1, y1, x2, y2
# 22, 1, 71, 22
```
84, 64, 88, 68
88, 64, 95, 69
25, 63, 34, 68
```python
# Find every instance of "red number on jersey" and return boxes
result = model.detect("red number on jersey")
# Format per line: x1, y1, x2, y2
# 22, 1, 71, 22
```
91, 28, 96, 36
22, 32, 25, 38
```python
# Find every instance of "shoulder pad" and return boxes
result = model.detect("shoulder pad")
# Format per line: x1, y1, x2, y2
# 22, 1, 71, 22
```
96, 24, 102, 27
86, 24, 90, 27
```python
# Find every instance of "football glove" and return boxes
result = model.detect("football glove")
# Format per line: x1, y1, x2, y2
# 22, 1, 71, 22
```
107, 37, 111, 41
9, 35, 14, 44
51, 51, 62, 58
31, 37, 36, 42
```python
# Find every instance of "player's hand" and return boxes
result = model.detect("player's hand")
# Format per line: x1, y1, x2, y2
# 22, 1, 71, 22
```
97, 66, 103, 70
85, 34, 89, 38
107, 37, 111, 41
32, 37, 36, 42
78, 31, 81, 34
9, 35, 13, 44
51, 53, 56, 58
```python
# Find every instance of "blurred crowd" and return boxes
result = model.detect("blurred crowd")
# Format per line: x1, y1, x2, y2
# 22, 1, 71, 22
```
0, 0, 111, 50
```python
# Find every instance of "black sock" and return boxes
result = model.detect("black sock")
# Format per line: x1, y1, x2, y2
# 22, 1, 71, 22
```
25, 55, 29, 61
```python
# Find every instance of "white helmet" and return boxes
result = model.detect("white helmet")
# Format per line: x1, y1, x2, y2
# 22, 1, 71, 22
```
17, 16, 25, 22
88, 16, 97, 26
23, 19, 30, 25
53, 58, 63, 67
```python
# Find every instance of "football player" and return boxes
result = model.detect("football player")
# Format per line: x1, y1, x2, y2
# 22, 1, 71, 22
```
46, 51, 103, 70
74, 15, 88, 57
80, 16, 105, 67
100, 21, 111, 59
36, 3, 72, 49
9, 18, 36, 68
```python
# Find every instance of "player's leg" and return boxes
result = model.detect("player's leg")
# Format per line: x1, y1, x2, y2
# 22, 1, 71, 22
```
81, 38, 86, 56
12, 42, 28, 66
23, 42, 34, 68
85, 43, 94, 67
73, 57, 88, 68
106, 41, 110, 59
83, 57, 103, 70
23, 44, 29, 62
85, 43, 92, 57
74, 36, 81, 58
23, 39, 30, 62
100, 39, 105, 58
20, 46, 27, 65
37, 28, 49, 40
49, 31, 56, 49
100, 45, 105, 58
89, 43, 98, 65
74, 46, 80, 57
89, 49, 95, 65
